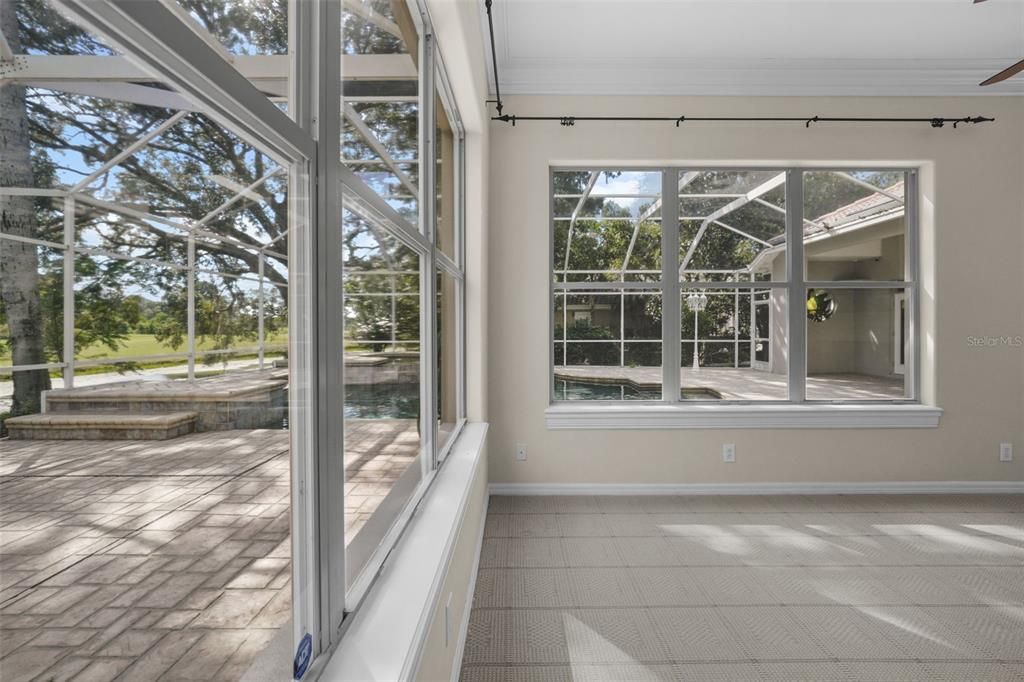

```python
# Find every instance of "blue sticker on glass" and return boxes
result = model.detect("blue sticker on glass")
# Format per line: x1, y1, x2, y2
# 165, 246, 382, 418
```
293, 633, 313, 680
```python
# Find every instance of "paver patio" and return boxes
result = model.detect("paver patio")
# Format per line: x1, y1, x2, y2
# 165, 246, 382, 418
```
0, 420, 419, 681
557, 366, 906, 401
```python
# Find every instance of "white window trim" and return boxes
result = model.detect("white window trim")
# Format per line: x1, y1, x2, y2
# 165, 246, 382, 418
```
545, 403, 942, 429
318, 423, 488, 682
894, 291, 907, 375
549, 166, 936, 428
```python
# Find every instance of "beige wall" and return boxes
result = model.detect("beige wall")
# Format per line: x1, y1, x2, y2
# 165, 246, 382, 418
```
426, 0, 491, 424
413, 4, 489, 680
414, 454, 487, 682
488, 95, 1024, 484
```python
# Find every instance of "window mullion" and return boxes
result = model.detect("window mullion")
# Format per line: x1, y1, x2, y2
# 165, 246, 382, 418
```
906, 169, 920, 402
786, 170, 806, 403
421, 32, 438, 471
662, 168, 681, 403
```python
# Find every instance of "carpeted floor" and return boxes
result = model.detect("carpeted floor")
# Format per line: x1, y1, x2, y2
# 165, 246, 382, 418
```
461, 493, 1024, 681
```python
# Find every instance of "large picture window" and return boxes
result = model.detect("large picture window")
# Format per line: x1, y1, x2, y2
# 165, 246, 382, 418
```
551, 167, 917, 408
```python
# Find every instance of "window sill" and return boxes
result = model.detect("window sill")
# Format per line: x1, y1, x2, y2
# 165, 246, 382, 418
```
545, 403, 942, 429
315, 422, 488, 682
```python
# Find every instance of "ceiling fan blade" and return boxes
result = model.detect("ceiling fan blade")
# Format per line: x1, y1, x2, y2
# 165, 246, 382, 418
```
980, 58, 1024, 86
974, 0, 987, 4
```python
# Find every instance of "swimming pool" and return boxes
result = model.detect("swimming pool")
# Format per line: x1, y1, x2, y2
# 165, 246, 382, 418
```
344, 377, 721, 417
344, 382, 419, 419
554, 378, 722, 401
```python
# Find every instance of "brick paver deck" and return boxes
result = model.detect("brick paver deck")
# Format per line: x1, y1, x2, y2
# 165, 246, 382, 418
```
0, 420, 419, 681
556, 366, 905, 401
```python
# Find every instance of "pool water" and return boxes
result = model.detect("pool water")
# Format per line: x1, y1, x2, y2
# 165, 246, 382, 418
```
555, 378, 722, 401
344, 378, 722, 416
555, 379, 661, 401
344, 383, 419, 419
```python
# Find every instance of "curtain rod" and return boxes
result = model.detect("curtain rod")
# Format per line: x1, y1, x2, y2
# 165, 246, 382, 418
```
491, 115, 995, 128
482, 2, 995, 130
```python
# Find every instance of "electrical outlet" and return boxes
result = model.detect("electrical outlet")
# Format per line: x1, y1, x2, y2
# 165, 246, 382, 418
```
1000, 443, 1013, 462
722, 443, 736, 463
515, 443, 528, 461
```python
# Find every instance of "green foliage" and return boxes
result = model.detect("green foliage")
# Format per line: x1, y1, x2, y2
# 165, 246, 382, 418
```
3, 0, 292, 380
555, 320, 619, 365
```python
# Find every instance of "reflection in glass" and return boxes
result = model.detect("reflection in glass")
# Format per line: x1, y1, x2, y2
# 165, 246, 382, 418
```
678, 169, 786, 281
681, 289, 788, 401
436, 80, 458, 260
342, 0, 421, 225
806, 288, 909, 401
553, 290, 662, 400
437, 270, 459, 450
803, 171, 906, 281
553, 170, 662, 283
342, 205, 422, 583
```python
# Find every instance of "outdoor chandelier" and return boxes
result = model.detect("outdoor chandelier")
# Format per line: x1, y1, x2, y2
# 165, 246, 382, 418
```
686, 292, 709, 312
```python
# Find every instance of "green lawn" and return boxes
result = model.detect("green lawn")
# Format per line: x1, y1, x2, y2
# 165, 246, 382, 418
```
1, 333, 288, 372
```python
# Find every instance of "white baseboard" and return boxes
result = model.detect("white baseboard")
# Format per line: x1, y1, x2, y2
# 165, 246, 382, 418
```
489, 481, 1024, 496
449, 495, 488, 682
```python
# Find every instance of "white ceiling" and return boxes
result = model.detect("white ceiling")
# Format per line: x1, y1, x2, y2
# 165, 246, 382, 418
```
482, 0, 1024, 96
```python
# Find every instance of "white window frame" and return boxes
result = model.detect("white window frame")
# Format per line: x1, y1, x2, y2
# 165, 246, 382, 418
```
547, 165, 940, 429
340, 0, 467, 609
894, 291, 907, 375
46, 0, 469, 673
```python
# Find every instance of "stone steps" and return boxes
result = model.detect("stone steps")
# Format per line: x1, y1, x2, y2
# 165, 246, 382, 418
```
42, 371, 288, 432
5, 411, 198, 440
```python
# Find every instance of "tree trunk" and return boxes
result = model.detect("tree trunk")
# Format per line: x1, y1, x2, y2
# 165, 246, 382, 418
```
1, 1, 51, 416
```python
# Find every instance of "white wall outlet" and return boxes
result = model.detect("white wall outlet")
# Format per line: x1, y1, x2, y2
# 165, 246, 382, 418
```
515, 443, 528, 461
1000, 443, 1013, 462
722, 443, 736, 463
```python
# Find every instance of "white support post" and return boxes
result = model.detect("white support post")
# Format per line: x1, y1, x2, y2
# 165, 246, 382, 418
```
905, 169, 919, 401
51, 0, 314, 163
257, 250, 265, 370
62, 196, 75, 388
692, 308, 699, 370
786, 171, 806, 402
734, 288, 739, 369
70, 111, 188, 192
344, 102, 419, 198
661, 169, 681, 402
750, 287, 756, 368
563, 172, 598, 273
562, 291, 567, 366
834, 171, 905, 203
420, 31, 438, 470
620, 289, 625, 367
680, 172, 786, 274
390, 274, 398, 351
187, 234, 195, 380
